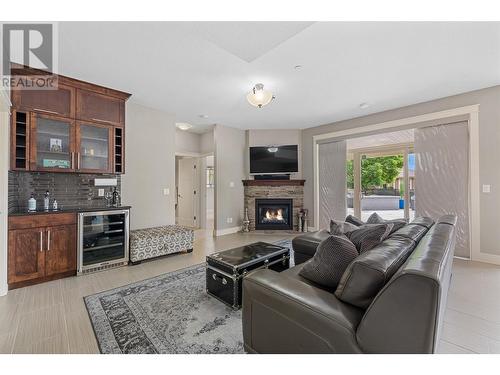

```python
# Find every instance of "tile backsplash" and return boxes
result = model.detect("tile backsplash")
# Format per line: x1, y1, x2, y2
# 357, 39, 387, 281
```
8, 171, 121, 213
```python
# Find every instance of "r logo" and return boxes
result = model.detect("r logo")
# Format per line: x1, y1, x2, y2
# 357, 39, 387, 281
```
2, 23, 54, 75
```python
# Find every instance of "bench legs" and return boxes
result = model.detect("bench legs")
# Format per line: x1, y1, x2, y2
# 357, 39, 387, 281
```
187, 248, 193, 253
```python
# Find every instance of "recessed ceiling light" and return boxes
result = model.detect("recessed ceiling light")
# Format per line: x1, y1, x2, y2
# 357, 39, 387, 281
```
359, 102, 370, 109
294, 65, 302, 70
199, 114, 209, 119
176, 122, 192, 131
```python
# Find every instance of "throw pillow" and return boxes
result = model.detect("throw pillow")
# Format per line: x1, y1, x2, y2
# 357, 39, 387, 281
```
329, 219, 359, 235
347, 223, 393, 253
299, 234, 359, 289
345, 214, 364, 226
366, 212, 406, 234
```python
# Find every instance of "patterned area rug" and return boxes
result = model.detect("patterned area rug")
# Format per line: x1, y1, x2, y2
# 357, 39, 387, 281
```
84, 239, 293, 354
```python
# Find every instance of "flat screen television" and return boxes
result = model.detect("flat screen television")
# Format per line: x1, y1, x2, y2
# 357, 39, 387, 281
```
249, 145, 298, 174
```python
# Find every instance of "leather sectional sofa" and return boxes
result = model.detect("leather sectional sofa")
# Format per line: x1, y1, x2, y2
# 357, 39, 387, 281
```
242, 215, 457, 353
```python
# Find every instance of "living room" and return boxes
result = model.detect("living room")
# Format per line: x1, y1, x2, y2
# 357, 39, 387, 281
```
1, 1, 500, 373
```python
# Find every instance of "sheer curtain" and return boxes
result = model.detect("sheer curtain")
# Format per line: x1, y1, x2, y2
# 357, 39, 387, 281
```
414, 122, 470, 258
318, 140, 347, 230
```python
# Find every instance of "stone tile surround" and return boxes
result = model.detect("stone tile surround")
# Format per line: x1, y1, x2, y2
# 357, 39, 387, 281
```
243, 180, 304, 231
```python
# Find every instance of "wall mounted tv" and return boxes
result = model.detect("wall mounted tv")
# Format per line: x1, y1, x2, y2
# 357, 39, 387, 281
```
249, 145, 299, 174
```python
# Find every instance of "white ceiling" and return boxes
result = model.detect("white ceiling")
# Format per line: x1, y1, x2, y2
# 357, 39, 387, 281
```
58, 22, 500, 133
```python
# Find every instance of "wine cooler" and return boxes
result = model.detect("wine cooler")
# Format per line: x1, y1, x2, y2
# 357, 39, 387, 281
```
77, 209, 130, 274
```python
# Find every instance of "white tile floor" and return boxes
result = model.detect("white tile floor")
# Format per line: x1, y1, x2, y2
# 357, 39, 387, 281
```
0, 229, 499, 354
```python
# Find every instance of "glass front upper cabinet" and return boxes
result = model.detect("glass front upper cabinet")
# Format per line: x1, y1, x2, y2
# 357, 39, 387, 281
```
32, 113, 75, 171
77, 122, 112, 173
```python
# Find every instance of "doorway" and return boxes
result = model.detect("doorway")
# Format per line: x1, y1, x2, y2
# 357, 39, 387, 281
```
175, 156, 199, 228
175, 154, 215, 233
201, 155, 215, 232
347, 147, 415, 222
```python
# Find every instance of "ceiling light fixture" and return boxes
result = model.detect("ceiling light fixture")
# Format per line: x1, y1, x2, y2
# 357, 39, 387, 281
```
199, 114, 209, 119
359, 102, 370, 109
176, 122, 192, 131
246, 83, 275, 108
294, 65, 302, 70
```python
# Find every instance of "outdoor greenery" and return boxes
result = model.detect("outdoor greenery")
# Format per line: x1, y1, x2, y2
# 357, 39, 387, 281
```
346, 155, 404, 191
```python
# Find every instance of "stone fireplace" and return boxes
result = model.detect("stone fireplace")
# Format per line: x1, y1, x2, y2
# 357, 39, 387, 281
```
243, 179, 305, 231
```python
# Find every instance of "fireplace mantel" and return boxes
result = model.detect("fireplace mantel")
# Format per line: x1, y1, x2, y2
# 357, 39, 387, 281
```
242, 179, 305, 186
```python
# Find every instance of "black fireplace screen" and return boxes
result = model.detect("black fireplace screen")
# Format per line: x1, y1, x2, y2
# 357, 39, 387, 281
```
255, 198, 293, 230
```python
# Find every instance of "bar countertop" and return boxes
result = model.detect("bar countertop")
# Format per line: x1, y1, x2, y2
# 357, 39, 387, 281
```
8, 206, 132, 216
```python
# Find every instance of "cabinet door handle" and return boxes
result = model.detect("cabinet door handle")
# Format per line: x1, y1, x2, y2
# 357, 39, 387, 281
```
47, 230, 51, 251
33, 108, 59, 115
71, 152, 75, 169
77, 152, 81, 169
40, 231, 43, 252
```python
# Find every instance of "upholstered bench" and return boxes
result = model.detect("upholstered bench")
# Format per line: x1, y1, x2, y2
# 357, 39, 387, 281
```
129, 225, 194, 264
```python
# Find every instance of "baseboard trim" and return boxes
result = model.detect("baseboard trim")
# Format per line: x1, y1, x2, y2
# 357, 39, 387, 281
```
473, 251, 500, 266
215, 226, 241, 236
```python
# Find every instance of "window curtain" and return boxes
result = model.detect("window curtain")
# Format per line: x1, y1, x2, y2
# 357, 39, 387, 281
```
318, 140, 347, 230
414, 122, 470, 258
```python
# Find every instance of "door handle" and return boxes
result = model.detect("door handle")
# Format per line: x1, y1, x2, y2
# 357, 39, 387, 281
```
47, 230, 51, 251
40, 231, 43, 252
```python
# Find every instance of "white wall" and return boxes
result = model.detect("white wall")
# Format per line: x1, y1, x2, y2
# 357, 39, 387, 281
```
214, 124, 246, 234
122, 102, 176, 230
246, 129, 302, 178
175, 129, 201, 155
0, 89, 10, 296
200, 131, 215, 154
176, 129, 215, 157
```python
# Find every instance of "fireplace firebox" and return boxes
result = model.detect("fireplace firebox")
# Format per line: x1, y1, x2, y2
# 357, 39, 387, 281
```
255, 198, 293, 230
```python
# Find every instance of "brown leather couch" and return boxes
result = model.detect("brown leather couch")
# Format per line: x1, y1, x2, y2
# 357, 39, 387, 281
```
242, 215, 457, 353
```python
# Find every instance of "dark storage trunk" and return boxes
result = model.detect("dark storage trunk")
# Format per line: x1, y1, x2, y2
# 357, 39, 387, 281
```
206, 242, 290, 309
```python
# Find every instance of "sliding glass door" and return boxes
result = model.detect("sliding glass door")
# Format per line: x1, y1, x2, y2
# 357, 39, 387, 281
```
348, 147, 414, 222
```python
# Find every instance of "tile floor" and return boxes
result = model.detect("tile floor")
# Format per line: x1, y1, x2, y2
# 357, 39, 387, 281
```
0, 229, 499, 354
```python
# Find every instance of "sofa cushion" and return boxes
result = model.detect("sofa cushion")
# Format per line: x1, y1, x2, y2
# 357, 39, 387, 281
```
410, 216, 435, 229
334, 236, 417, 309
346, 224, 393, 254
366, 212, 407, 234
329, 219, 359, 235
345, 214, 364, 226
299, 235, 359, 289
390, 223, 428, 243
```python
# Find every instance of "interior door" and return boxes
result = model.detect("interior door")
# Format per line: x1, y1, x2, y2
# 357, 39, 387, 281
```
30, 113, 76, 172
177, 157, 198, 228
45, 225, 77, 276
76, 121, 112, 173
8, 228, 45, 284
